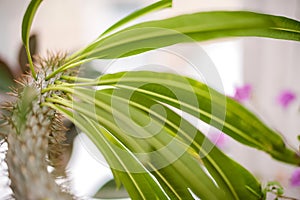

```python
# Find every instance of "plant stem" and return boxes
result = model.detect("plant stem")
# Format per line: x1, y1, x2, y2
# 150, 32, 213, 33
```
26, 46, 37, 80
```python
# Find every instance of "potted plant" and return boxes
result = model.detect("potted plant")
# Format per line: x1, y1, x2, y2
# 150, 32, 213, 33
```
1, 0, 300, 199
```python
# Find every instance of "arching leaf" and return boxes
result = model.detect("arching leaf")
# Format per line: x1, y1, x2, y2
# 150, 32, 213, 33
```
18, 34, 38, 74
66, 11, 300, 63
45, 88, 224, 199
45, 83, 262, 199
49, 11, 300, 80
94, 71, 300, 165
97, 88, 263, 200
100, 0, 172, 37
22, 0, 42, 78
46, 103, 170, 200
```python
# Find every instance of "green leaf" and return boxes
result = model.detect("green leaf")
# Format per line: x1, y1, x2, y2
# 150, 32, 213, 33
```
65, 0, 172, 65
0, 59, 14, 92
46, 84, 262, 199
95, 71, 300, 165
88, 91, 223, 199
48, 11, 300, 80
97, 88, 263, 200
64, 0, 173, 72
22, 0, 42, 45
22, 0, 42, 79
266, 181, 284, 195
94, 179, 129, 199
69, 11, 300, 62
101, 0, 172, 37
18, 34, 38, 74
46, 88, 224, 199
46, 103, 169, 200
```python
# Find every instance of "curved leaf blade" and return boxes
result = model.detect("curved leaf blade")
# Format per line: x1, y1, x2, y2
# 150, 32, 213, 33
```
21, 0, 42, 78
49, 84, 261, 199
82, 90, 222, 199
47, 88, 223, 199
49, 11, 300, 80
22, 0, 42, 44
18, 34, 38, 74
95, 71, 300, 165
65, 0, 172, 64
100, 0, 172, 37
98, 88, 263, 200
71, 11, 300, 61
46, 103, 169, 200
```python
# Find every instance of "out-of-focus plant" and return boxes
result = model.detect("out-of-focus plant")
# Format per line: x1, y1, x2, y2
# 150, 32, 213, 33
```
0, 34, 37, 93
1, 0, 300, 199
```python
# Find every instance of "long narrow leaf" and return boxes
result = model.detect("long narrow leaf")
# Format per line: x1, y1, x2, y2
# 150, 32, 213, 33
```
100, 0, 172, 37
66, 0, 173, 64
21, 0, 42, 44
22, 0, 42, 78
95, 71, 300, 165
46, 103, 169, 200
47, 88, 224, 199
47, 11, 300, 80
72, 11, 300, 61
49, 85, 262, 199
98, 88, 263, 199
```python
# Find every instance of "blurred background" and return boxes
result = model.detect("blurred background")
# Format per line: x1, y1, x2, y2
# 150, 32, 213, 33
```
0, 0, 299, 199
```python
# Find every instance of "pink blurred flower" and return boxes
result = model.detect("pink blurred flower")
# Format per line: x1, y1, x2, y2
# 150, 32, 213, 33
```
290, 168, 300, 187
277, 90, 296, 108
233, 84, 252, 102
208, 131, 227, 148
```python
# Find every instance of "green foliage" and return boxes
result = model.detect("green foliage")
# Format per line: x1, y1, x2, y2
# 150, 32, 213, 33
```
21, 0, 300, 199
21, 0, 42, 79
94, 179, 129, 199
19, 34, 38, 73
62, 11, 300, 71
45, 71, 270, 199
0, 60, 14, 92
100, 0, 172, 37
96, 71, 300, 165
0, 34, 38, 92
263, 181, 285, 200
46, 89, 224, 199
46, 11, 300, 79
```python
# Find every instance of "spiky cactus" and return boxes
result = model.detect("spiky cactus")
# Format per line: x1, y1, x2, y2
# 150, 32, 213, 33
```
1, 55, 75, 199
